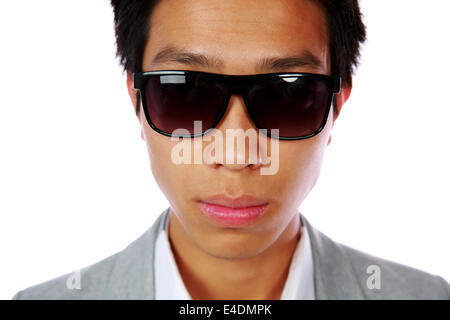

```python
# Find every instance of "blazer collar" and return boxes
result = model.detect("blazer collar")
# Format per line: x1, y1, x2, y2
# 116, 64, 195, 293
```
105, 207, 364, 299
301, 214, 366, 299
103, 207, 167, 299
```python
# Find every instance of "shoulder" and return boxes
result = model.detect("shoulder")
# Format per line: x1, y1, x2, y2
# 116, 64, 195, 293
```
339, 241, 450, 299
12, 209, 168, 300
12, 252, 120, 300
302, 216, 450, 299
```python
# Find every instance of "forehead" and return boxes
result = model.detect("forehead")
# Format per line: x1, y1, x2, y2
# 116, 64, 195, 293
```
143, 0, 329, 74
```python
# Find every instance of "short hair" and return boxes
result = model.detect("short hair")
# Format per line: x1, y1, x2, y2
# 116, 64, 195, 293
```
111, 0, 367, 115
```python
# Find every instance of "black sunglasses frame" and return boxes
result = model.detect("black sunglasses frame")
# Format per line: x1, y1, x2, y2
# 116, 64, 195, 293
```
133, 70, 341, 140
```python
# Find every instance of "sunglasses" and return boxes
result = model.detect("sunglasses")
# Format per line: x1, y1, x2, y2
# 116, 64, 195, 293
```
133, 70, 341, 140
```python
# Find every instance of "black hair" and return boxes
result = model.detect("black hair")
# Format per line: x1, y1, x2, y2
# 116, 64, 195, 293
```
110, 0, 366, 115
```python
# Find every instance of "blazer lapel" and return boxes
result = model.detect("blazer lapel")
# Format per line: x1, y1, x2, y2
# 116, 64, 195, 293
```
301, 214, 366, 299
103, 207, 168, 299
105, 208, 366, 299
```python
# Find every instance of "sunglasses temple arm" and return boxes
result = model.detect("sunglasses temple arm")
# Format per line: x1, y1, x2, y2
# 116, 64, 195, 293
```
135, 90, 141, 116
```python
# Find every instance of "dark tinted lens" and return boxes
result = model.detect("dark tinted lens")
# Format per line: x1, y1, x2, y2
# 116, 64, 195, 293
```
247, 76, 331, 138
144, 74, 227, 135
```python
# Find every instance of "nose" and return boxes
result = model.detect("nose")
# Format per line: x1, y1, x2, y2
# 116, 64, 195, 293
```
205, 94, 264, 172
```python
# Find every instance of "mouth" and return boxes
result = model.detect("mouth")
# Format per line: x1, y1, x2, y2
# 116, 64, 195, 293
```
197, 194, 269, 227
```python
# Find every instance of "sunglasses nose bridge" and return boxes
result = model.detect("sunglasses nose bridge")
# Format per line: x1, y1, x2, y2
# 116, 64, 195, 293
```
226, 84, 249, 105
227, 83, 246, 94
219, 84, 258, 133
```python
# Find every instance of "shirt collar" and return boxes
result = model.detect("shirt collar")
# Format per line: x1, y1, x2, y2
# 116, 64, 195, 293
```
154, 211, 315, 300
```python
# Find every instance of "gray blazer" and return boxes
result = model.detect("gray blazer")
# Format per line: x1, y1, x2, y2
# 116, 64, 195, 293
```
12, 207, 450, 299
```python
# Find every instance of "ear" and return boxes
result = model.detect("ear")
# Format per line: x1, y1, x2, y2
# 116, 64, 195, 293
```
327, 83, 352, 146
126, 72, 145, 140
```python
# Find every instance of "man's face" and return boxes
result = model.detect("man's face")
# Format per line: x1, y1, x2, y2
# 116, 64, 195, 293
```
127, 0, 348, 259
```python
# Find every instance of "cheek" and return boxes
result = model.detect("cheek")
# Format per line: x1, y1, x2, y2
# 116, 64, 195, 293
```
275, 119, 332, 201
143, 126, 182, 195
143, 126, 203, 205
276, 143, 322, 198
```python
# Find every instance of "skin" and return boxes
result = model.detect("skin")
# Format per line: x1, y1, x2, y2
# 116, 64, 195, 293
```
126, 0, 351, 299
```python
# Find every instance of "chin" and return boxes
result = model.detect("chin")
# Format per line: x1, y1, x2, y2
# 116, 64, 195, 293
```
192, 228, 273, 260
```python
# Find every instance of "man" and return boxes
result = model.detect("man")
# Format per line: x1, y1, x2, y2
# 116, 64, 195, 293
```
13, 0, 449, 299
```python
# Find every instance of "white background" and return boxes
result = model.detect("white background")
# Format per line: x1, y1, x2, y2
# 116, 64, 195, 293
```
0, 1, 449, 299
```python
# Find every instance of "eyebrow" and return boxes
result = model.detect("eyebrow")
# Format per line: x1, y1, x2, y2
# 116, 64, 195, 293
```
150, 45, 324, 72
257, 52, 324, 72
151, 46, 224, 69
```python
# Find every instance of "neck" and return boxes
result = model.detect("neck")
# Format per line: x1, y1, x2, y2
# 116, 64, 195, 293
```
167, 209, 301, 300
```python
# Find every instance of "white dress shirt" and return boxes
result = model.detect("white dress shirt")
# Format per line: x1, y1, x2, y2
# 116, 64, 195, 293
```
154, 212, 315, 300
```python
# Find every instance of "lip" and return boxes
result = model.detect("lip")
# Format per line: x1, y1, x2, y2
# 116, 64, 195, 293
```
197, 194, 269, 227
